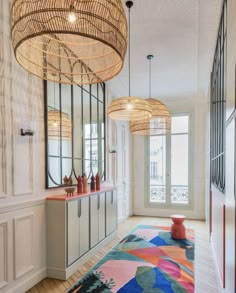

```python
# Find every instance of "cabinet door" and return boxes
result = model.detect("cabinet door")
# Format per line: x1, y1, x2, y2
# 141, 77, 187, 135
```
90, 195, 99, 248
79, 197, 89, 256
98, 193, 105, 241
67, 199, 80, 266
106, 190, 117, 236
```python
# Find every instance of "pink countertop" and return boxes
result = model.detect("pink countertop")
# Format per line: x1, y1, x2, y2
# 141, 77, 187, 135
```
46, 186, 116, 201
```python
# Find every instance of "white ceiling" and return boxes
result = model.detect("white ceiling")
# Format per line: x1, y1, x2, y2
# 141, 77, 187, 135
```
107, 0, 223, 102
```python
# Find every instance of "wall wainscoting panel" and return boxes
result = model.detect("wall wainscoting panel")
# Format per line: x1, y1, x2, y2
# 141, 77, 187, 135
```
0, 221, 8, 289
0, 0, 44, 199
13, 134, 33, 196
211, 185, 225, 287
13, 213, 34, 280
0, 0, 9, 198
0, 202, 46, 293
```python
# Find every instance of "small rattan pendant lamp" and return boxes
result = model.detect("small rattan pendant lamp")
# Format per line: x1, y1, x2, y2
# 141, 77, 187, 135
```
107, 1, 152, 121
10, 0, 128, 85
130, 55, 171, 135
48, 74, 72, 140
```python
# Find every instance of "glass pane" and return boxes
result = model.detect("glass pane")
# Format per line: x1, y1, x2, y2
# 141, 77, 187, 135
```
84, 124, 90, 139
149, 136, 166, 203
48, 139, 60, 157
73, 85, 82, 159
100, 139, 105, 179
171, 134, 188, 204
61, 84, 72, 157
62, 158, 73, 184
84, 159, 91, 179
99, 102, 104, 137
83, 86, 90, 129
48, 157, 61, 187
84, 138, 90, 160
48, 82, 60, 154
91, 139, 98, 175
91, 123, 98, 139
171, 116, 189, 134
74, 158, 82, 179
98, 83, 104, 103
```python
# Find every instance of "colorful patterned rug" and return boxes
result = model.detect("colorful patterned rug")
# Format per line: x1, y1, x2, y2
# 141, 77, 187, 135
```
68, 225, 195, 293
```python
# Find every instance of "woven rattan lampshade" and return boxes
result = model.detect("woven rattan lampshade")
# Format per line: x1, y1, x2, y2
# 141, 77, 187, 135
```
48, 110, 72, 139
108, 96, 152, 121
130, 98, 171, 135
11, 0, 128, 85
130, 54, 171, 135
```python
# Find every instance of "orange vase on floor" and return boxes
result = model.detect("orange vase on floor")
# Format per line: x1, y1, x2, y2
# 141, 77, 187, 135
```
171, 215, 186, 240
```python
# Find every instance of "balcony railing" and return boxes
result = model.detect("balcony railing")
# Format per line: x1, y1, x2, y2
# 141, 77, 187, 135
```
150, 184, 188, 204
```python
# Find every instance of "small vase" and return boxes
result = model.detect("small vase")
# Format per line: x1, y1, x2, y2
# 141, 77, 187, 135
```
77, 176, 83, 194
96, 173, 100, 190
90, 175, 95, 191
82, 174, 88, 193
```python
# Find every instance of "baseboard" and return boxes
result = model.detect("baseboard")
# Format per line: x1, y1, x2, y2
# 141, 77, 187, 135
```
132, 209, 205, 220
6, 267, 47, 293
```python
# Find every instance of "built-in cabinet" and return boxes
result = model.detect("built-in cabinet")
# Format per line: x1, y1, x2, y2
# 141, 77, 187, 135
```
106, 190, 118, 235
46, 187, 117, 280
90, 193, 106, 248
67, 197, 89, 266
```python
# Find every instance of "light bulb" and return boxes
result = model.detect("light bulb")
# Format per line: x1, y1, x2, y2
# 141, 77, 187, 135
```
127, 102, 133, 110
68, 11, 76, 23
53, 121, 58, 127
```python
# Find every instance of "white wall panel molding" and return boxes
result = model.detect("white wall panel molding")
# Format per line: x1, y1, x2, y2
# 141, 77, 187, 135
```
0, 199, 45, 214
0, 221, 9, 289
13, 213, 34, 280
0, 0, 9, 198
0, 0, 44, 199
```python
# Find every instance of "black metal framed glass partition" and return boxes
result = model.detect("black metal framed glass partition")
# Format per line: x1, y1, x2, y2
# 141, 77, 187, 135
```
210, 0, 227, 193
45, 81, 106, 188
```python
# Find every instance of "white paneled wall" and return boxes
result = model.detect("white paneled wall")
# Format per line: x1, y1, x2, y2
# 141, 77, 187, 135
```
13, 213, 34, 280
0, 203, 46, 293
116, 121, 132, 222
0, 221, 8, 289
0, 1, 46, 292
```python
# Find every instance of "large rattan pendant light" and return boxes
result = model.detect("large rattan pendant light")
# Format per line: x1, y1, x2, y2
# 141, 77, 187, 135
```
10, 0, 128, 85
107, 1, 152, 121
130, 55, 171, 135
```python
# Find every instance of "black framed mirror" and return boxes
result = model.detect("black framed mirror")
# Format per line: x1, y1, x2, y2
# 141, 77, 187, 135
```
44, 81, 106, 188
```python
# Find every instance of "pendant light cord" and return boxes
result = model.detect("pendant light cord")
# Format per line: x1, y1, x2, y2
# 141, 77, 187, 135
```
149, 58, 151, 98
147, 54, 154, 99
126, 1, 133, 97
54, 78, 56, 110
128, 4, 131, 96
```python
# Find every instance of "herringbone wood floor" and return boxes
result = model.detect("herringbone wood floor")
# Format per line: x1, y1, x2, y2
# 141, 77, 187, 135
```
27, 216, 222, 293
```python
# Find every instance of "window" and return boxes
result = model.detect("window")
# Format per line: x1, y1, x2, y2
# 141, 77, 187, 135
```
148, 114, 190, 206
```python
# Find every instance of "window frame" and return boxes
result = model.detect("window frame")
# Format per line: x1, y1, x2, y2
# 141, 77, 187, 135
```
45, 81, 106, 189
145, 112, 193, 209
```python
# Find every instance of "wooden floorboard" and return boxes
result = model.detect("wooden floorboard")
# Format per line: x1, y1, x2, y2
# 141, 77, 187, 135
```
27, 216, 222, 293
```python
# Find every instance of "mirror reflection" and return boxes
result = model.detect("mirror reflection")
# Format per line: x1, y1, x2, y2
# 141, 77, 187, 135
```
45, 81, 106, 188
